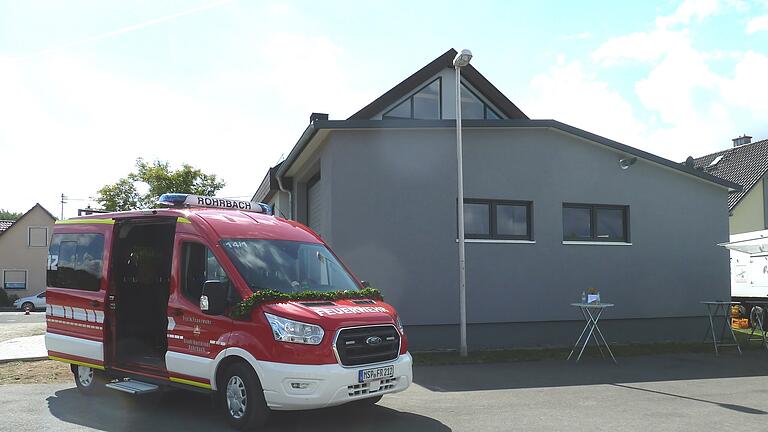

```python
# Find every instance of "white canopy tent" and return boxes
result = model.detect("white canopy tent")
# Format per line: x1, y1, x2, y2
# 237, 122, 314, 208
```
720, 235, 768, 257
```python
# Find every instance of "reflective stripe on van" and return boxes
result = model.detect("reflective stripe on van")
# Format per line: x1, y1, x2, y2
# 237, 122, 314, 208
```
55, 219, 115, 225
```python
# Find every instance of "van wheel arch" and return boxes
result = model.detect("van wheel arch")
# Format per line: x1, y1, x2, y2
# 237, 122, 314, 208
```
215, 355, 261, 391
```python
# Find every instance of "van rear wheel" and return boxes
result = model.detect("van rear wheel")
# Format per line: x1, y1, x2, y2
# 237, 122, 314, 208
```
221, 363, 270, 430
72, 364, 102, 395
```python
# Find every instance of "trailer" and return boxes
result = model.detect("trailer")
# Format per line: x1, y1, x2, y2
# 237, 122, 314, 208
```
721, 229, 768, 327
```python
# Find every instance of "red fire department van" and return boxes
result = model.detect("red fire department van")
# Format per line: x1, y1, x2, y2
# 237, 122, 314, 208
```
45, 194, 412, 430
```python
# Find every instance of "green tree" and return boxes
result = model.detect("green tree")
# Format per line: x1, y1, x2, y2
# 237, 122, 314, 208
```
0, 209, 23, 220
95, 159, 226, 211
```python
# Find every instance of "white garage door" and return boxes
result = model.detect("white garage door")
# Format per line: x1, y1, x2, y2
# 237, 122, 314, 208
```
307, 178, 323, 238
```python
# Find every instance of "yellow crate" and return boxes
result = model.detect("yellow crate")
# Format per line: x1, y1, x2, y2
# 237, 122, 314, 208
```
732, 318, 750, 329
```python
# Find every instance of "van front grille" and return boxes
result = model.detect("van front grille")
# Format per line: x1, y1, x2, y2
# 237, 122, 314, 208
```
334, 325, 400, 366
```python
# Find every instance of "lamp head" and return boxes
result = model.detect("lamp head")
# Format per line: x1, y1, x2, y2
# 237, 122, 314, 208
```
619, 157, 638, 170
453, 49, 473, 67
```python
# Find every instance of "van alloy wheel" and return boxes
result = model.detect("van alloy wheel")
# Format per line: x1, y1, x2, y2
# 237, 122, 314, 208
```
72, 364, 102, 395
226, 376, 248, 419
221, 363, 270, 430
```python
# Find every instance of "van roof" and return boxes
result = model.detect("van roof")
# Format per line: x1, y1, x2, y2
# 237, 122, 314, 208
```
56, 208, 322, 244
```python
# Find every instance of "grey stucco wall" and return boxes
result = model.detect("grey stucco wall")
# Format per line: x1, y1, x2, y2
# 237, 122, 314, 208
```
405, 316, 711, 350
309, 128, 730, 334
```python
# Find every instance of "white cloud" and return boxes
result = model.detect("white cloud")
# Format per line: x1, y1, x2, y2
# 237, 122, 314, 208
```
747, 15, 768, 33
0, 54, 266, 216
656, 0, 721, 28
720, 51, 768, 113
0, 30, 376, 217
592, 29, 691, 65
249, 33, 375, 119
559, 0, 768, 160
525, 60, 647, 147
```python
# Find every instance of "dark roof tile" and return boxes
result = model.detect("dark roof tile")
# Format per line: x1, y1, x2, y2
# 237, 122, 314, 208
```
0, 220, 14, 232
692, 138, 768, 210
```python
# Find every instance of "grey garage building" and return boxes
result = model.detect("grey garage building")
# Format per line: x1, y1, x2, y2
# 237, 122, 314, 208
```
253, 49, 740, 350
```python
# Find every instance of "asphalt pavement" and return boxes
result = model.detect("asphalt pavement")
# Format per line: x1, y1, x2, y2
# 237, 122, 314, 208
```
4, 351, 768, 431
0, 311, 45, 324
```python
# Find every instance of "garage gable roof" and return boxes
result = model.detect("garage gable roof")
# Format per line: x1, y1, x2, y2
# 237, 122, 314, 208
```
348, 48, 528, 121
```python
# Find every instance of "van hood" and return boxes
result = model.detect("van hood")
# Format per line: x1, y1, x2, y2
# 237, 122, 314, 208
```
260, 299, 397, 329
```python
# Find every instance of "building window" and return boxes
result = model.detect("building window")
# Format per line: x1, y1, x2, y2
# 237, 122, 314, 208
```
461, 199, 532, 240
461, 83, 501, 120
47, 233, 105, 291
3, 270, 27, 290
28, 226, 49, 247
383, 78, 442, 120
563, 204, 629, 242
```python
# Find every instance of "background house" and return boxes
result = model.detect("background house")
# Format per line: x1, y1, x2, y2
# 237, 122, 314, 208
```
692, 136, 768, 235
254, 49, 739, 350
692, 136, 768, 303
0, 204, 55, 298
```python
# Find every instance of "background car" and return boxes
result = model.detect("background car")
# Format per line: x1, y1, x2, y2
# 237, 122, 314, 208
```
13, 292, 46, 311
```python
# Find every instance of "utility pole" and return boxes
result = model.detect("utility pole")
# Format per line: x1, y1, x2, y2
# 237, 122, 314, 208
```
60, 193, 67, 220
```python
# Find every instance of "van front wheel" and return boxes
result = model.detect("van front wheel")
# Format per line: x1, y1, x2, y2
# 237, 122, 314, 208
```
222, 363, 270, 430
72, 364, 102, 394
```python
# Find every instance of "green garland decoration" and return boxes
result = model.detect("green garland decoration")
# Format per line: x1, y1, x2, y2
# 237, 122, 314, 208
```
230, 288, 384, 319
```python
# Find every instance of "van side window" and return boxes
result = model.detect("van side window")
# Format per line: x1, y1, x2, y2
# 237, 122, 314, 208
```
47, 234, 105, 291
181, 242, 230, 304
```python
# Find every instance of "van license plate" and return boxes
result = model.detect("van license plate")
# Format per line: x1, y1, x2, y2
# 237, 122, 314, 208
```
358, 365, 394, 383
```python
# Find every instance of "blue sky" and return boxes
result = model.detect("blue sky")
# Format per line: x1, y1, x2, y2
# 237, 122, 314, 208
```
2, 0, 768, 217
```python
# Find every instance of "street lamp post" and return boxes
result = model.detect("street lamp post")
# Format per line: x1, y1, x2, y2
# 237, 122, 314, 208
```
453, 49, 472, 357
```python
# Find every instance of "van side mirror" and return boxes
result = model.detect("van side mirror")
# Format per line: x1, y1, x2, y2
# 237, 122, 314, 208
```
360, 280, 371, 288
201, 280, 227, 315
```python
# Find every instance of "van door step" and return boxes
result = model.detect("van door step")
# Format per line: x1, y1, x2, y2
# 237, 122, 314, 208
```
106, 379, 160, 394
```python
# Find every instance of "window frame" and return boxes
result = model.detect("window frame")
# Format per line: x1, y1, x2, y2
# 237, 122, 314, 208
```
460, 82, 502, 120
562, 203, 630, 243
461, 198, 533, 241
46, 233, 105, 291
28, 226, 49, 247
3, 269, 27, 290
382, 77, 442, 120
180, 241, 233, 306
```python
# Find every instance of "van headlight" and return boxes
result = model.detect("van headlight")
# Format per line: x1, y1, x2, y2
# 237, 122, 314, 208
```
264, 313, 324, 345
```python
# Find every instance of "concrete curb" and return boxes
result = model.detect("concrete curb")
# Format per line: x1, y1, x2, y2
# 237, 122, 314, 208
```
0, 335, 47, 364
0, 356, 49, 364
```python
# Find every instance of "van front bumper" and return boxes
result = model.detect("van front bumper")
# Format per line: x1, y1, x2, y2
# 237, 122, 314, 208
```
256, 352, 412, 410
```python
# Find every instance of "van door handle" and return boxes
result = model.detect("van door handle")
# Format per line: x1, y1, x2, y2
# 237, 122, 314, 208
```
90, 300, 100, 307
172, 308, 184, 317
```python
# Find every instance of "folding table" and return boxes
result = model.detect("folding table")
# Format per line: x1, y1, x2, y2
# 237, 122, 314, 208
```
701, 301, 742, 356
567, 303, 617, 364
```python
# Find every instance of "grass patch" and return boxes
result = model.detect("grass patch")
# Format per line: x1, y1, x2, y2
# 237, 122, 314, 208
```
412, 327, 768, 366
0, 360, 71, 385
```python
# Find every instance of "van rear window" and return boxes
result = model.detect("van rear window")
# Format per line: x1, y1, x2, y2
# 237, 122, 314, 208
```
47, 233, 105, 291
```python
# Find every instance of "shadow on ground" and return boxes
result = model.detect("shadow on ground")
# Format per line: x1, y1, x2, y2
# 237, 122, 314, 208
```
46, 387, 450, 432
414, 351, 768, 393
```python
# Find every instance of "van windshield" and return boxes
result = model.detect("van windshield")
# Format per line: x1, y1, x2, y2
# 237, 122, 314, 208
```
220, 239, 360, 293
